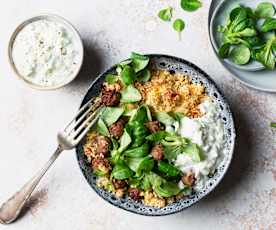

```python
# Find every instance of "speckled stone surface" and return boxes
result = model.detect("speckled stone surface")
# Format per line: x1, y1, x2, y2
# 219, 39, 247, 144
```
0, 0, 275, 229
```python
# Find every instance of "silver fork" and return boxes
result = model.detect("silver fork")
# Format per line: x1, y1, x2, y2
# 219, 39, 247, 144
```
0, 97, 102, 224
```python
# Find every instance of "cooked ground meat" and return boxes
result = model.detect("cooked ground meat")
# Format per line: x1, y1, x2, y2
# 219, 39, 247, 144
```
101, 85, 120, 106
92, 157, 111, 175
181, 171, 196, 187
128, 188, 141, 201
145, 120, 164, 133
95, 136, 110, 157
150, 144, 164, 161
109, 118, 125, 139
112, 179, 127, 189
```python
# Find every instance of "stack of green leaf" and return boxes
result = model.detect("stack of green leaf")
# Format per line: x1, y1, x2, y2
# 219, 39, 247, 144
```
218, 2, 276, 70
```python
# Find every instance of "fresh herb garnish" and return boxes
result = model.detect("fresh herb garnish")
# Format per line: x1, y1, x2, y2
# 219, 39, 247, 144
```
173, 18, 185, 39
271, 122, 276, 128
181, 0, 202, 12
217, 2, 276, 69
255, 2, 275, 18
158, 7, 173, 21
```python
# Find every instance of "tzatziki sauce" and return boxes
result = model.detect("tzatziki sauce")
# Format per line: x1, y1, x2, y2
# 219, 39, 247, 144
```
174, 99, 226, 191
12, 19, 81, 87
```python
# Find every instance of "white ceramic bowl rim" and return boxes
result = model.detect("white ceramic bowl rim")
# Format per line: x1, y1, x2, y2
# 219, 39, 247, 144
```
8, 13, 84, 90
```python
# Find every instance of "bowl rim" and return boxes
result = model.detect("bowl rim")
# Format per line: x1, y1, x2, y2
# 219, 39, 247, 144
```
209, 0, 265, 72
75, 54, 236, 216
8, 13, 84, 90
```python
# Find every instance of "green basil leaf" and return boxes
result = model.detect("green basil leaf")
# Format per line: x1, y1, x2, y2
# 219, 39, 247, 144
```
118, 129, 132, 152
158, 6, 173, 21
101, 107, 124, 127
121, 65, 136, 85
229, 45, 251, 65
181, 0, 202, 12
131, 52, 150, 73
121, 85, 142, 103
96, 118, 110, 136
255, 2, 275, 18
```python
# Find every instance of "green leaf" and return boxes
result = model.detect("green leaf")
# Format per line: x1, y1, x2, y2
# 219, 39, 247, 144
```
158, 6, 173, 21
229, 45, 251, 65
125, 156, 154, 176
123, 143, 150, 158
105, 74, 118, 84
120, 85, 142, 103
255, 2, 275, 18
131, 52, 150, 73
261, 17, 276, 32
129, 105, 149, 125
154, 181, 180, 197
181, 0, 202, 12
218, 43, 231, 58
161, 135, 188, 160
173, 18, 185, 33
146, 131, 170, 142
183, 141, 204, 162
256, 36, 276, 70
157, 161, 181, 177
121, 65, 136, 85
111, 161, 133, 180
118, 129, 132, 152
138, 69, 151, 82
101, 107, 124, 127
96, 118, 110, 136
271, 122, 276, 128
156, 112, 175, 126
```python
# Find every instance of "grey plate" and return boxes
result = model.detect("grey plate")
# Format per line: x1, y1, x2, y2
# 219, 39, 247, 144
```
210, 0, 264, 71
75, 54, 236, 216
209, 0, 276, 92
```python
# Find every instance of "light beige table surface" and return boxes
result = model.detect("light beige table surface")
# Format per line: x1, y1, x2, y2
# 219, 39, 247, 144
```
0, 1, 275, 229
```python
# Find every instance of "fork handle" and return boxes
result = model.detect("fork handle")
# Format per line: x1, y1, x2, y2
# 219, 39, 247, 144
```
0, 145, 63, 224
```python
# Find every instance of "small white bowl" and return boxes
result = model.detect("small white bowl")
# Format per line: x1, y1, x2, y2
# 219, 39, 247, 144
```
8, 14, 84, 90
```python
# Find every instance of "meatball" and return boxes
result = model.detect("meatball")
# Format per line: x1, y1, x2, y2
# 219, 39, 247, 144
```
150, 144, 164, 161
145, 120, 164, 133
95, 136, 110, 157
109, 118, 125, 139
112, 179, 127, 189
181, 171, 196, 187
128, 188, 141, 201
92, 157, 111, 175
101, 85, 120, 106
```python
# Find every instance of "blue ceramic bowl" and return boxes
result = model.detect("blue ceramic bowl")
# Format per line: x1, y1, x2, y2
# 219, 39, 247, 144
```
76, 54, 236, 216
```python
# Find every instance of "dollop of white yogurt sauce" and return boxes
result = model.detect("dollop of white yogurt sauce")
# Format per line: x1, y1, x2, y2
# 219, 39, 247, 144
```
174, 99, 226, 191
12, 19, 81, 87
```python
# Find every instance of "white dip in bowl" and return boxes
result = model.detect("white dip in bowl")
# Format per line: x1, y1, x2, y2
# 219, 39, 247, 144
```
9, 15, 84, 89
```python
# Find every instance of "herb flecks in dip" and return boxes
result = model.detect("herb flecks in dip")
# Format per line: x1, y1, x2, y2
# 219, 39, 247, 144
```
12, 19, 81, 87
83, 53, 226, 208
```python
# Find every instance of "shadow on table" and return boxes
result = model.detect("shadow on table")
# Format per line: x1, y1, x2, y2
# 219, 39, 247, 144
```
68, 39, 104, 89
